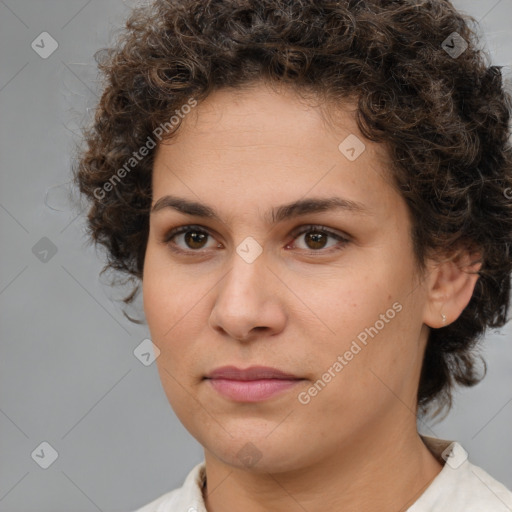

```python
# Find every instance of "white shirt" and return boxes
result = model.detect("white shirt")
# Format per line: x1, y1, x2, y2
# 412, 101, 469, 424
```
133, 436, 512, 511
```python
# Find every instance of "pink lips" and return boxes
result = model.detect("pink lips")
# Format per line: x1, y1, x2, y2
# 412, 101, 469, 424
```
205, 365, 303, 402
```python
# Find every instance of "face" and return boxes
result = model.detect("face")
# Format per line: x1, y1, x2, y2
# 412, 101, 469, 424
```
142, 82, 433, 473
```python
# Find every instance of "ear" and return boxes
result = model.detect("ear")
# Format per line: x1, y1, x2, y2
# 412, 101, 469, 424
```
423, 249, 482, 328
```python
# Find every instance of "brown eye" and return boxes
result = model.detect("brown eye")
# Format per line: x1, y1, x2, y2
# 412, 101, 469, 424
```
183, 230, 208, 249
164, 225, 220, 253
304, 231, 329, 250
288, 225, 350, 253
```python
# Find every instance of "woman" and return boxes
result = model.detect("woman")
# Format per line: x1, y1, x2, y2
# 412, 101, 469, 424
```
75, 0, 512, 510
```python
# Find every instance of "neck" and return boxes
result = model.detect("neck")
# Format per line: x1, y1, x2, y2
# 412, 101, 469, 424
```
202, 421, 443, 512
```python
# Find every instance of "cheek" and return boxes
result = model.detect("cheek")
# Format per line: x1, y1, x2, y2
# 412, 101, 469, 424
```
142, 252, 208, 366
142, 270, 168, 337
297, 268, 389, 343
142, 248, 197, 335
302, 265, 419, 386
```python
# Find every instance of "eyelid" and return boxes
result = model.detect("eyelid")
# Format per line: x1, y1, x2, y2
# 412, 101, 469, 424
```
286, 224, 350, 254
163, 224, 216, 243
288, 224, 350, 242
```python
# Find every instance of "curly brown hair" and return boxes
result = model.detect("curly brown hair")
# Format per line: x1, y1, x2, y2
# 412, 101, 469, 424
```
74, 0, 512, 417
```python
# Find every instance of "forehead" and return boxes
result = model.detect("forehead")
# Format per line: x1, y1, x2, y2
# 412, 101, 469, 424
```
151, 83, 399, 221
167, 82, 358, 146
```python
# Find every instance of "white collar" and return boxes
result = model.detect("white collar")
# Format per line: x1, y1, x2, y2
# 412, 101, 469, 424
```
145, 436, 512, 512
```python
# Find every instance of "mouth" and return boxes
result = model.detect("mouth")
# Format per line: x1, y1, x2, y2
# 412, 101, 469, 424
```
204, 365, 305, 402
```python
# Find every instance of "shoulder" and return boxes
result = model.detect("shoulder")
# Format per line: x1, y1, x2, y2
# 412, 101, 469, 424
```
131, 462, 206, 512
410, 437, 512, 511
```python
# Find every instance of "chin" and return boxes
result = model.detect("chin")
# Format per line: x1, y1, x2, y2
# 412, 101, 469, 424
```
202, 431, 309, 474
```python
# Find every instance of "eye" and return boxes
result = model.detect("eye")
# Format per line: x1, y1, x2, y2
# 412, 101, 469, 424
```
163, 225, 220, 253
162, 224, 350, 255
286, 225, 350, 254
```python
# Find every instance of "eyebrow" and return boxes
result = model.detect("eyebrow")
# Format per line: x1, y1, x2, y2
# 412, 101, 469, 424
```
151, 194, 372, 224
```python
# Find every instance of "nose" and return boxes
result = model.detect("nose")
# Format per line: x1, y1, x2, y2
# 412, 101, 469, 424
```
208, 249, 287, 342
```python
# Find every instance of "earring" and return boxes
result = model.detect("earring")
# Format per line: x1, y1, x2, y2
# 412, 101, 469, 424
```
441, 313, 447, 325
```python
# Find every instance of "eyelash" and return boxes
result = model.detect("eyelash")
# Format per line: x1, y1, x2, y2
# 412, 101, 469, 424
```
162, 224, 350, 256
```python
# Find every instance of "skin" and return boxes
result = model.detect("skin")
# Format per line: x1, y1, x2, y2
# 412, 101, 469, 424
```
142, 81, 481, 512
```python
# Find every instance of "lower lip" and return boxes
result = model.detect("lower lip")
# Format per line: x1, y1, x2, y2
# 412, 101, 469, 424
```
206, 378, 302, 402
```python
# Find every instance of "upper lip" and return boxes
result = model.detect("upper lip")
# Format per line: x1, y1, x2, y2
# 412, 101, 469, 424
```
205, 365, 301, 381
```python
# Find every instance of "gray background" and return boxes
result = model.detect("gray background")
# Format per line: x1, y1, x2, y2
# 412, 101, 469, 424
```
0, 1, 511, 511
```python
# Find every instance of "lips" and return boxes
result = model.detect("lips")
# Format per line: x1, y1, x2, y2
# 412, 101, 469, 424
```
205, 365, 301, 381
204, 365, 304, 402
